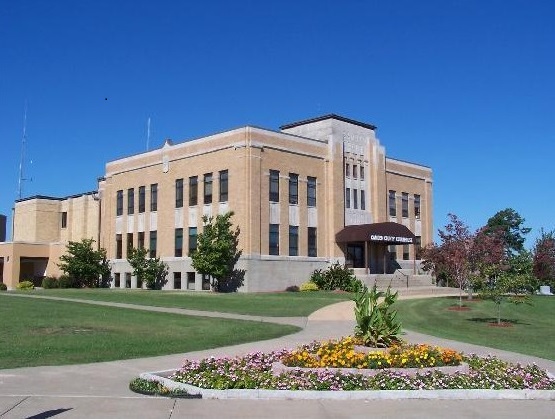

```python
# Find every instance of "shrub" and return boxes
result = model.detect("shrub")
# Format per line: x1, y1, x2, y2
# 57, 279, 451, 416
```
310, 262, 363, 292
0, 283, 7, 291
285, 285, 300, 292
129, 377, 196, 398
58, 275, 77, 289
300, 281, 319, 292
16, 281, 34, 290
42, 277, 59, 289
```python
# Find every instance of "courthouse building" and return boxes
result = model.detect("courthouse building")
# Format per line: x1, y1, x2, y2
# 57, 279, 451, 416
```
0, 114, 433, 292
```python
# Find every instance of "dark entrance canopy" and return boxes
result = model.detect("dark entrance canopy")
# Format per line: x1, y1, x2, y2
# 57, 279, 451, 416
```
335, 222, 416, 245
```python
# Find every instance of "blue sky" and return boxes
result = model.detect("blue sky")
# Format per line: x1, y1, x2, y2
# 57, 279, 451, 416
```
1, 0, 554, 247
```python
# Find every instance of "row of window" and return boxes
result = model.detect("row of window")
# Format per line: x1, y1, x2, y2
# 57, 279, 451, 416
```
115, 170, 229, 216
389, 191, 421, 219
345, 163, 365, 180
389, 237, 422, 260
115, 228, 199, 260
345, 188, 366, 210
113, 272, 211, 290
269, 171, 317, 206
269, 225, 317, 257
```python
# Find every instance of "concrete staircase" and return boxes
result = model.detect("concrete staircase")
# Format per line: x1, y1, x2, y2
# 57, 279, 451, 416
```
352, 268, 443, 291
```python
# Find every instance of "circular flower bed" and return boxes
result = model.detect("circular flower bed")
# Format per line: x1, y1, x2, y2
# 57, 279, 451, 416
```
169, 337, 555, 391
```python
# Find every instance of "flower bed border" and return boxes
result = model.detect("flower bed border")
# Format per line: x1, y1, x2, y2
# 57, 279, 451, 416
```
139, 370, 555, 400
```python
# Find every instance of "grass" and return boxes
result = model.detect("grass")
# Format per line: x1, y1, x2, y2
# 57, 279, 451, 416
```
0, 295, 300, 369
395, 295, 555, 361
19, 288, 352, 316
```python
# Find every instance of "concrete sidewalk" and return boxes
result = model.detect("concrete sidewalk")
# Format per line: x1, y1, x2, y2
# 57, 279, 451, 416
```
1, 290, 554, 418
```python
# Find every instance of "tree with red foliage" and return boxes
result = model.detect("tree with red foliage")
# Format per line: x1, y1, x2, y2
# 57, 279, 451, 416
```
533, 229, 555, 289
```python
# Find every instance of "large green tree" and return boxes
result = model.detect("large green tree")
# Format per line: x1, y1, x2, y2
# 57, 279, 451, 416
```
127, 247, 169, 290
484, 208, 531, 256
190, 212, 243, 292
58, 238, 111, 288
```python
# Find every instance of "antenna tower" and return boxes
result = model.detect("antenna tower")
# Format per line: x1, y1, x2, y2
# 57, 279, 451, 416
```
146, 117, 151, 151
17, 103, 28, 200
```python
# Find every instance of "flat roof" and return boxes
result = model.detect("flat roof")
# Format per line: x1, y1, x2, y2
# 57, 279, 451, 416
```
280, 114, 377, 131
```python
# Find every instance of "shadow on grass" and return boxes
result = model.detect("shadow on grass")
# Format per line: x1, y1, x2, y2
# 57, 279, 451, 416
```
467, 317, 529, 325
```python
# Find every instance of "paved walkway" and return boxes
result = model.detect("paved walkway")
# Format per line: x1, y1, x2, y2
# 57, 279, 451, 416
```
1, 291, 554, 418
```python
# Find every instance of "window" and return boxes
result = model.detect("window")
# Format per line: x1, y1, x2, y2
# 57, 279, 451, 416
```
345, 163, 351, 177
402, 192, 409, 218
388, 245, 396, 260
308, 227, 317, 257
127, 188, 134, 215
269, 224, 279, 255
414, 194, 421, 219
189, 176, 198, 206
202, 274, 211, 290
127, 233, 133, 257
61, 212, 67, 229
149, 231, 157, 258
353, 165, 358, 179
138, 232, 145, 249
150, 184, 158, 212
269, 170, 279, 202
125, 272, 132, 288
188, 227, 197, 254
289, 173, 298, 205
187, 272, 195, 290
360, 166, 365, 180
204, 173, 213, 204
307, 176, 316, 207
116, 234, 122, 259
345, 188, 351, 209
388, 190, 396, 216
289, 226, 299, 256
415, 236, 422, 260
175, 228, 183, 257
361, 190, 366, 211
173, 272, 182, 290
116, 190, 123, 216
138, 186, 145, 213
175, 178, 184, 208
219, 170, 228, 202
403, 244, 410, 260
114, 273, 120, 288
353, 189, 358, 209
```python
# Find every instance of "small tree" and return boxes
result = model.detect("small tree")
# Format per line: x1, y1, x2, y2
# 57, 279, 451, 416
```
127, 247, 169, 290
484, 208, 531, 257
58, 238, 111, 288
533, 229, 555, 289
190, 212, 243, 292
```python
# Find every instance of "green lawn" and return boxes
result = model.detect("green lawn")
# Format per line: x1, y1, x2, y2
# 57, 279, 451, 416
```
0, 295, 300, 369
395, 296, 555, 361
20, 288, 352, 316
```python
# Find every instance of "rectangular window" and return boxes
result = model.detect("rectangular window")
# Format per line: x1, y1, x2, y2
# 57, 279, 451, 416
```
175, 178, 184, 208
127, 188, 134, 215
125, 272, 132, 288
173, 272, 182, 290
175, 228, 183, 257
307, 176, 316, 207
345, 163, 351, 177
61, 211, 67, 229
187, 272, 195, 290
289, 226, 299, 256
269, 170, 279, 202
219, 170, 228, 202
188, 227, 197, 255
415, 236, 422, 260
114, 273, 121, 288
360, 166, 365, 180
150, 184, 158, 212
138, 232, 145, 249
402, 192, 409, 218
126, 233, 133, 257
403, 244, 410, 260
388, 245, 397, 260
149, 231, 157, 258
353, 188, 358, 209
189, 176, 198, 206
353, 165, 358, 179
116, 234, 122, 259
361, 190, 366, 211
269, 224, 279, 255
204, 173, 213, 204
116, 190, 123, 216
414, 194, 421, 219
289, 173, 298, 205
389, 190, 396, 217
308, 227, 317, 257
202, 274, 211, 290
138, 186, 145, 213
346, 188, 351, 209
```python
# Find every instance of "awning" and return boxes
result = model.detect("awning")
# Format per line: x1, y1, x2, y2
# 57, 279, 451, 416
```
335, 222, 416, 244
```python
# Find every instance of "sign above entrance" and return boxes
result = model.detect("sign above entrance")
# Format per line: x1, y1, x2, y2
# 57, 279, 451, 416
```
370, 234, 413, 244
